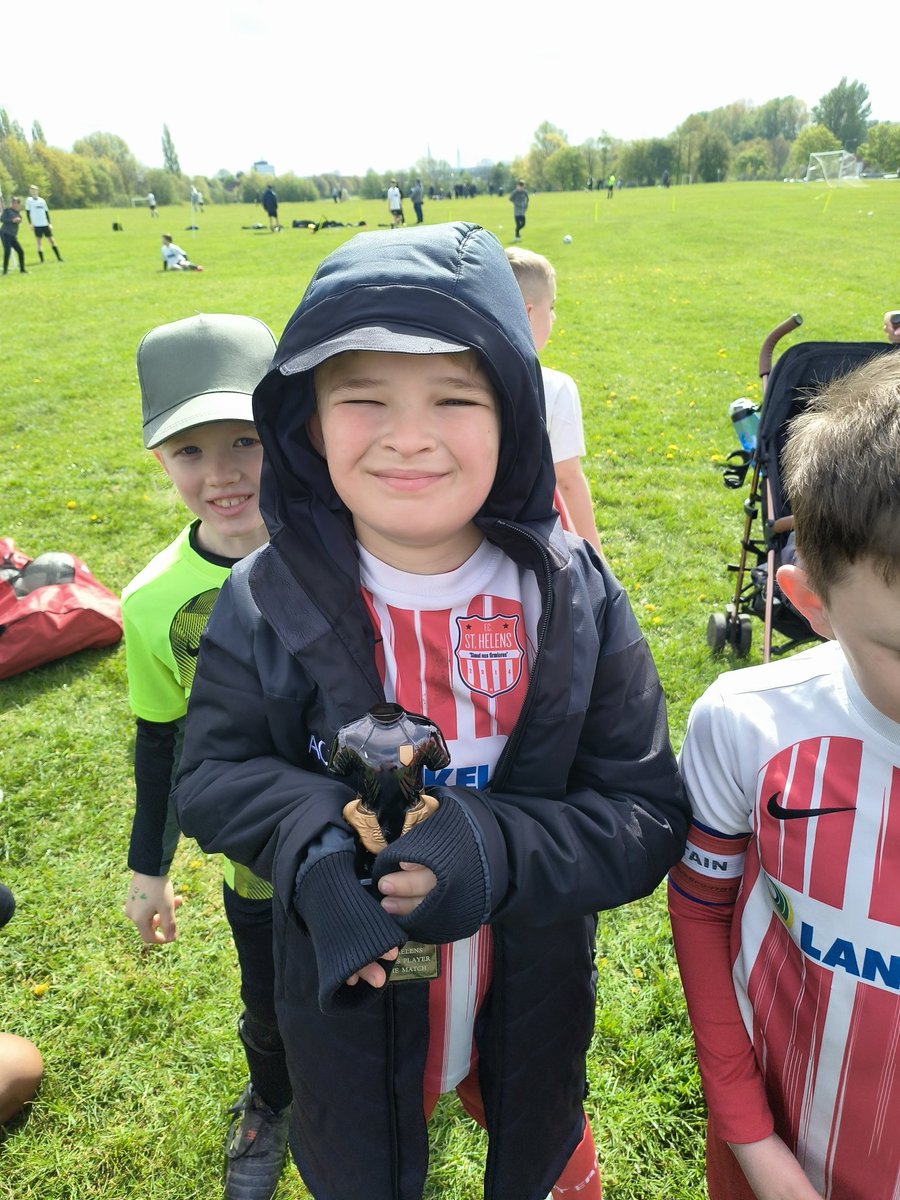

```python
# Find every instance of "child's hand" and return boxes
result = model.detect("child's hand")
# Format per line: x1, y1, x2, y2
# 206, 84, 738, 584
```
377, 862, 438, 917
345, 946, 400, 989
124, 872, 184, 944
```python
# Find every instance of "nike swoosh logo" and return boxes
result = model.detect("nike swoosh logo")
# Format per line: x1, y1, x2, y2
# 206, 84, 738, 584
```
766, 792, 855, 821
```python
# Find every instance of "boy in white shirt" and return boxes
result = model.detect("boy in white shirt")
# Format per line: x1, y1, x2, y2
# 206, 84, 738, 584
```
506, 246, 601, 551
670, 352, 900, 1200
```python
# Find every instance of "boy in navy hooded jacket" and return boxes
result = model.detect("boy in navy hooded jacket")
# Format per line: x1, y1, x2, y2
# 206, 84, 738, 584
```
175, 222, 687, 1200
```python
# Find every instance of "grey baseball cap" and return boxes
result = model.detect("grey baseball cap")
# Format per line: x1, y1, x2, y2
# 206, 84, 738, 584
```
138, 313, 276, 448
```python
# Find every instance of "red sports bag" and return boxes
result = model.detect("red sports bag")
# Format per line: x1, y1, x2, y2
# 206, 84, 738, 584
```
0, 537, 123, 680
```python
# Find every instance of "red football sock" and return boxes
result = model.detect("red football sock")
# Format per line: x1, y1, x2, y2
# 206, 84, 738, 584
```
550, 1118, 602, 1198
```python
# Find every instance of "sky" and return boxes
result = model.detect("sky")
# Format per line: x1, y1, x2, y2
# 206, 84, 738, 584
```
6, 1, 895, 180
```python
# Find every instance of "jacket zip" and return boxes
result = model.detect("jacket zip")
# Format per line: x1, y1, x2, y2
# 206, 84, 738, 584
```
483, 522, 553, 1200
490, 522, 554, 794
387, 990, 400, 1199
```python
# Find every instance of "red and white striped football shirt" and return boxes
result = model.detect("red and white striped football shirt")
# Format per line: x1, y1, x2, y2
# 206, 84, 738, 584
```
359, 540, 540, 1093
674, 640, 900, 1199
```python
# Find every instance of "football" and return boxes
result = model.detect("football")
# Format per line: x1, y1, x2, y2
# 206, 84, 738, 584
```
563, 234, 573, 243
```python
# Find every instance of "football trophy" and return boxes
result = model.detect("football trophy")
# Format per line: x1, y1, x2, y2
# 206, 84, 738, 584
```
329, 703, 450, 866
329, 704, 451, 983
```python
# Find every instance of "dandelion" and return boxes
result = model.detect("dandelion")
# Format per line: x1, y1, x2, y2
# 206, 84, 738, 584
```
66, 500, 77, 510
634, 967, 644, 979
189, 859, 203, 870
31, 982, 50, 997
90, 514, 100, 523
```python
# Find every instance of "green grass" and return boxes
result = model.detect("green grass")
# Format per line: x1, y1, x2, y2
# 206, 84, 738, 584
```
2, 182, 899, 1198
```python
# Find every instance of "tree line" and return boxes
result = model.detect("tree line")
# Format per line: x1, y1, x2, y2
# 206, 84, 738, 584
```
1, 79, 897, 211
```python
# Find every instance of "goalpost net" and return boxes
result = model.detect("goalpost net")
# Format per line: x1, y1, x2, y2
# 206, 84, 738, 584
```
804, 150, 860, 185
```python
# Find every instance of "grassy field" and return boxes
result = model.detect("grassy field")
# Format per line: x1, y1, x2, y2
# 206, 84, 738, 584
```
1, 181, 899, 1199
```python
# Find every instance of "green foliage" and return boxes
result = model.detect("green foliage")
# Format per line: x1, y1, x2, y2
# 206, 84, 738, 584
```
859, 123, 900, 174
618, 139, 674, 188
1, 181, 900, 1200
546, 144, 588, 191
161, 124, 181, 175
788, 123, 842, 175
696, 129, 731, 182
812, 77, 872, 152
732, 138, 772, 181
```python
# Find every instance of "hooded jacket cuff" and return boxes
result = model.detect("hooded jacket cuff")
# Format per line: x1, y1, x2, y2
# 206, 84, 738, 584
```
294, 849, 406, 1012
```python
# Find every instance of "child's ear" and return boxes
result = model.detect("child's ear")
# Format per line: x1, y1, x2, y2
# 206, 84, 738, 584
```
775, 564, 835, 640
152, 448, 171, 477
306, 412, 325, 457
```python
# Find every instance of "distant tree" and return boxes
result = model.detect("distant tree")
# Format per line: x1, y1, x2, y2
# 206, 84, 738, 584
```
0, 110, 27, 142
732, 139, 771, 180
31, 120, 46, 145
594, 131, 618, 183
708, 100, 757, 145
696, 129, 731, 181
758, 96, 808, 142
788, 123, 842, 175
143, 166, 180, 205
616, 139, 673, 187
527, 121, 568, 190
73, 132, 139, 194
768, 134, 792, 178
488, 161, 508, 193
0, 133, 34, 192
545, 144, 587, 191
673, 115, 708, 182
161, 124, 181, 174
812, 78, 871, 152
360, 169, 384, 200
858, 123, 900, 174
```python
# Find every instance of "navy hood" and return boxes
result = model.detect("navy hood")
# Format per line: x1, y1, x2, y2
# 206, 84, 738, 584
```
252, 221, 558, 589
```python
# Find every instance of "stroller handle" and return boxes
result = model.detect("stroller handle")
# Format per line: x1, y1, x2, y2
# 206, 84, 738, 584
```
758, 313, 803, 378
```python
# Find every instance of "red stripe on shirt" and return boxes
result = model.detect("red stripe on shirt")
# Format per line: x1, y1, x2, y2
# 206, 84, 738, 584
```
870, 767, 900, 927
807, 737, 860, 909
826, 985, 900, 1197
747, 919, 832, 1148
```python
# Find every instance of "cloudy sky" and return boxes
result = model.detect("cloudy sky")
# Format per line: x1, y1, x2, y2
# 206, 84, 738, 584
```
6, 0, 893, 177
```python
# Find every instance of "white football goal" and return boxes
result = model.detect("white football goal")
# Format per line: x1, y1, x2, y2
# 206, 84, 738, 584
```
805, 151, 861, 185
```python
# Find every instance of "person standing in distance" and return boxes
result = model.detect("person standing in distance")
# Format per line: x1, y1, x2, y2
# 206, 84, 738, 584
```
1, 196, 27, 274
25, 185, 63, 263
508, 179, 529, 239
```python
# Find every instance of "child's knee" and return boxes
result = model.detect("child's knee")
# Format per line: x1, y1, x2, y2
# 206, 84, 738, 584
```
0, 1032, 43, 1123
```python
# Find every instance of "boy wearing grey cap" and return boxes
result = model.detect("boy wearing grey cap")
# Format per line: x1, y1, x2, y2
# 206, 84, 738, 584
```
121, 313, 291, 1200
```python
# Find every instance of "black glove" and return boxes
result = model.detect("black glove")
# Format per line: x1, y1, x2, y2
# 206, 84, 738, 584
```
294, 850, 406, 1012
371, 792, 488, 944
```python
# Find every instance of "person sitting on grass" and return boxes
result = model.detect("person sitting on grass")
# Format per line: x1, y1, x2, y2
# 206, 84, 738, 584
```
160, 233, 203, 272
173, 221, 688, 1200
122, 314, 291, 1200
670, 351, 900, 1200
0, 882, 43, 1126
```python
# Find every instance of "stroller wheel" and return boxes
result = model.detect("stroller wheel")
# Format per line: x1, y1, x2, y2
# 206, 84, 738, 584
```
706, 612, 728, 653
735, 614, 753, 658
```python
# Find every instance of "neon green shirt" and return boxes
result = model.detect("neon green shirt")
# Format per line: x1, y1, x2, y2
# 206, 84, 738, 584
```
122, 522, 271, 898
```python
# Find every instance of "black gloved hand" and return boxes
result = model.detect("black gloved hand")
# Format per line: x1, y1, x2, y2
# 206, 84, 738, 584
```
371, 792, 489, 944
294, 850, 406, 1012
